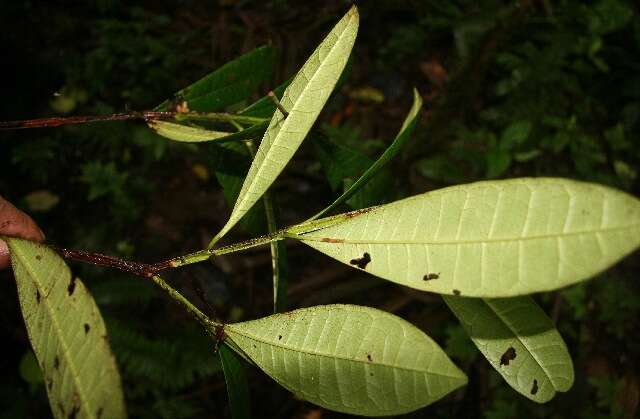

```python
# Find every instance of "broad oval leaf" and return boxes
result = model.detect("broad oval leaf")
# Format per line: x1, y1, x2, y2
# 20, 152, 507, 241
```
7, 238, 126, 419
224, 304, 467, 416
443, 295, 574, 402
210, 6, 359, 245
291, 178, 640, 297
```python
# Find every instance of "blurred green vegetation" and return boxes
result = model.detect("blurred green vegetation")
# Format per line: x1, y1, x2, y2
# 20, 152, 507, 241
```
1, 1, 639, 418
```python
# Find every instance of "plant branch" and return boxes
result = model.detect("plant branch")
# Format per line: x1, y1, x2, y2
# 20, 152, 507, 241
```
0, 111, 267, 130
150, 274, 220, 330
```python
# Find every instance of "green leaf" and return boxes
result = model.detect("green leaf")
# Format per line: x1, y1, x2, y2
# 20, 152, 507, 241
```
224, 304, 467, 416
313, 134, 394, 211
210, 6, 359, 246
443, 295, 574, 402
289, 178, 640, 297
7, 238, 127, 419
311, 88, 422, 219
155, 45, 276, 112
148, 120, 232, 142
219, 344, 251, 419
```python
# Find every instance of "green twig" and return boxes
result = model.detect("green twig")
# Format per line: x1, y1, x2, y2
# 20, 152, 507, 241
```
150, 274, 220, 330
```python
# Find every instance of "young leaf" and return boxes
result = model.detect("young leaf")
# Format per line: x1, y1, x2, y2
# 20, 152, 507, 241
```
311, 88, 423, 220
148, 120, 232, 142
210, 6, 359, 246
6, 238, 127, 419
219, 344, 252, 419
223, 304, 467, 416
155, 45, 276, 112
288, 178, 640, 297
443, 295, 574, 402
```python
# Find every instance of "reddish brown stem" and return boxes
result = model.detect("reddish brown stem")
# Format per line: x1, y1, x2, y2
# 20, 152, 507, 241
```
0, 111, 176, 130
56, 248, 175, 278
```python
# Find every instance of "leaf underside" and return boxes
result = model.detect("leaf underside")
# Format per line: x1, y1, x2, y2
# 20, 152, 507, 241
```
443, 295, 574, 402
224, 304, 467, 416
294, 177, 640, 297
7, 238, 126, 419
211, 6, 360, 245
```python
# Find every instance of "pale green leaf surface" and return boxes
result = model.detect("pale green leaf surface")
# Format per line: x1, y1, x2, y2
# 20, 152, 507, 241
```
148, 120, 231, 142
312, 88, 423, 220
211, 6, 359, 245
293, 178, 640, 297
224, 304, 467, 416
443, 295, 574, 402
7, 238, 126, 419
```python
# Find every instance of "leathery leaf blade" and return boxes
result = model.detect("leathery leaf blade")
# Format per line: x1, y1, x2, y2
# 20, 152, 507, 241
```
292, 178, 640, 297
224, 304, 467, 416
210, 6, 359, 245
7, 238, 126, 419
443, 295, 574, 402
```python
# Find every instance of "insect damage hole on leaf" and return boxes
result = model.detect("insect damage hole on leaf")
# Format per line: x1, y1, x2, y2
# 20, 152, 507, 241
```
84, 324, 90, 334
500, 347, 516, 366
349, 252, 371, 269
453, 289, 461, 296
423, 273, 440, 281
531, 379, 539, 395
68, 276, 77, 296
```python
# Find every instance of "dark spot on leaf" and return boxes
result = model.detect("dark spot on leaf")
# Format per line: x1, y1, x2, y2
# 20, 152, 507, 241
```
278, 335, 282, 340
500, 347, 517, 366
367, 354, 372, 362
350, 253, 371, 269
35, 255, 42, 260
423, 273, 440, 281
84, 324, 90, 334
321, 237, 344, 243
36, 290, 41, 304
370, 372, 374, 376
97, 407, 103, 418
68, 277, 77, 296
531, 379, 539, 395
453, 289, 461, 296
54, 356, 60, 370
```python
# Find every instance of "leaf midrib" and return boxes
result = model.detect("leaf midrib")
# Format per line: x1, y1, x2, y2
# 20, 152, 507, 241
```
13, 245, 94, 418
226, 326, 463, 380
300, 223, 640, 245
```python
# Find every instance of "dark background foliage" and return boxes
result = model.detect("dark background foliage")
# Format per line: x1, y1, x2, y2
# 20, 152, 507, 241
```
1, 0, 639, 418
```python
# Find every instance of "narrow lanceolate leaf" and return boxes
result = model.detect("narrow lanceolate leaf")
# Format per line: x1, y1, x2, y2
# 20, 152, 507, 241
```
148, 120, 231, 142
7, 238, 126, 419
219, 344, 252, 419
443, 295, 574, 402
210, 6, 359, 246
155, 45, 276, 112
289, 178, 640, 297
224, 304, 467, 416
311, 88, 423, 220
